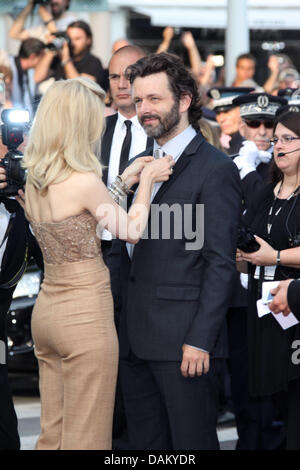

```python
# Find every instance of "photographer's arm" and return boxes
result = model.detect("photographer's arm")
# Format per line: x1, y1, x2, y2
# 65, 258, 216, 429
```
263, 55, 280, 94
38, 6, 57, 35
34, 49, 55, 83
8, 0, 34, 40
156, 27, 174, 53
181, 31, 202, 78
60, 42, 97, 82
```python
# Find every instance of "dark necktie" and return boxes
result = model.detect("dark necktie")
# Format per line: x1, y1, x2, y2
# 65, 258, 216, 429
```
118, 120, 132, 174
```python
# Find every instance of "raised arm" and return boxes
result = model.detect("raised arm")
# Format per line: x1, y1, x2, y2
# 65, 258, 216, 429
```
81, 156, 175, 244
9, 0, 34, 40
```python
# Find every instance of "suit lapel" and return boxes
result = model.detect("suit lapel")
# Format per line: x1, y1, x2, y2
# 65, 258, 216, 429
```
101, 114, 118, 185
152, 133, 204, 205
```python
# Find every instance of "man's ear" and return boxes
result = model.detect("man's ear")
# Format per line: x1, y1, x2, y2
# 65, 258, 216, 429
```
179, 93, 192, 114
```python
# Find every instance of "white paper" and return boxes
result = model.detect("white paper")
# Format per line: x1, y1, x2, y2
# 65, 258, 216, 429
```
256, 281, 300, 330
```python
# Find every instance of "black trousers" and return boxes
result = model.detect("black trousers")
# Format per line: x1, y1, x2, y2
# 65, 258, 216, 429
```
0, 309, 20, 450
119, 352, 224, 450
227, 307, 286, 450
287, 376, 300, 450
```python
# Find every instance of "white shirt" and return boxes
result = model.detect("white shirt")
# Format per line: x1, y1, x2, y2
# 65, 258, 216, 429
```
126, 125, 197, 257
102, 112, 148, 241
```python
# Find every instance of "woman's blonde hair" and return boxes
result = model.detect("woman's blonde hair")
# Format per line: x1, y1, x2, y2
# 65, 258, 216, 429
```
24, 77, 106, 192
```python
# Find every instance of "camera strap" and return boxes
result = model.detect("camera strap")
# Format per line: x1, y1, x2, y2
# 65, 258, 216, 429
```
267, 183, 300, 237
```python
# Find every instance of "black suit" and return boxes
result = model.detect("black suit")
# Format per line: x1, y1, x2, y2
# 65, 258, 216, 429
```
119, 132, 242, 449
0, 201, 42, 450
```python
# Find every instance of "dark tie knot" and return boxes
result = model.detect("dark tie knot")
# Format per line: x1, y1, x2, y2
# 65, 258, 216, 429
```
124, 120, 132, 130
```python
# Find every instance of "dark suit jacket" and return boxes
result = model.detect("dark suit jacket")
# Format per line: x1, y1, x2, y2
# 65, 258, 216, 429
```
288, 280, 300, 320
0, 203, 43, 322
101, 113, 152, 185
119, 132, 242, 361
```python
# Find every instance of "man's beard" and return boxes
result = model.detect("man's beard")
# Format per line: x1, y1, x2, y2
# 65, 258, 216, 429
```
140, 101, 181, 140
51, 3, 64, 19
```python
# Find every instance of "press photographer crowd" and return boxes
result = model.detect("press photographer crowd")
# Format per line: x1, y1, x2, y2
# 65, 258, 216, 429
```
1, 0, 300, 452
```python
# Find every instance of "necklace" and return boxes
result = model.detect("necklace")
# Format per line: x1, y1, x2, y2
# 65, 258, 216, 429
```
267, 182, 300, 237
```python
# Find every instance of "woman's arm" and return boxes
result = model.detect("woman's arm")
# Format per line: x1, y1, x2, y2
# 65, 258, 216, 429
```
240, 235, 300, 269
80, 156, 174, 244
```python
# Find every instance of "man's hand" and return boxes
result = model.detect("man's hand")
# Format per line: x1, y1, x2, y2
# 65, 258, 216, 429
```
269, 279, 293, 316
0, 163, 7, 190
181, 344, 210, 378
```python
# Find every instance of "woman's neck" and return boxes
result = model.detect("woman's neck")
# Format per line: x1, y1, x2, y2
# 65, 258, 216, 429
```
279, 175, 300, 197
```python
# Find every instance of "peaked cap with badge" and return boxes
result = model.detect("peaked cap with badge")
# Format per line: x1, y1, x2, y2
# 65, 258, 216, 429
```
207, 86, 255, 113
232, 92, 287, 120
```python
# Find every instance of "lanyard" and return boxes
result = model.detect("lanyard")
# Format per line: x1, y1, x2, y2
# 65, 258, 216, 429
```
267, 183, 300, 238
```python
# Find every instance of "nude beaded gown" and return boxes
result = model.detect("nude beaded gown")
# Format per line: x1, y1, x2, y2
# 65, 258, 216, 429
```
28, 209, 119, 450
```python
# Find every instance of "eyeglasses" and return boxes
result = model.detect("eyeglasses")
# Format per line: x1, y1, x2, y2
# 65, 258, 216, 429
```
244, 120, 274, 129
269, 136, 300, 145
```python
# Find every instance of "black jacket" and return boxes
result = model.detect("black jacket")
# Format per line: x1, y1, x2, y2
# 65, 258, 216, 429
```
119, 132, 242, 361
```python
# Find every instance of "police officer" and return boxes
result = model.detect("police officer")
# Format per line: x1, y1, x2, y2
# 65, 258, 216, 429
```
207, 87, 255, 155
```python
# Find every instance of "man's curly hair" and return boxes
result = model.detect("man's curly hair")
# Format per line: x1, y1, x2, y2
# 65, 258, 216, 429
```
126, 52, 202, 129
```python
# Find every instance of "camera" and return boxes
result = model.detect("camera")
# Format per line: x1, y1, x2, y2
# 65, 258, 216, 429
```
33, 0, 49, 5
47, 31, 72, 52
0, 109, 29, 197
237, 226, 260, 253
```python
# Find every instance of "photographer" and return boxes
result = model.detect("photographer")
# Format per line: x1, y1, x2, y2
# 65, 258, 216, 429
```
34, 21, 106, 88
0, 115, 42, 450
9, 0, 77, 43
8, 38, 45, 117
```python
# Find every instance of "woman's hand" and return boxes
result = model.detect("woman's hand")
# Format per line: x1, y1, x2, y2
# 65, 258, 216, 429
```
121, 156, 154, 188
239, 235, 277, 266
141, 155, 175, 184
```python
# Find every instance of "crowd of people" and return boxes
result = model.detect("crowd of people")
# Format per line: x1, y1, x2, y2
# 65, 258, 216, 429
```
1, 0, 300, 452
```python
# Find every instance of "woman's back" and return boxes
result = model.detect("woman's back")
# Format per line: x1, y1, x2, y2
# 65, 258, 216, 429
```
25, 173, 102, 265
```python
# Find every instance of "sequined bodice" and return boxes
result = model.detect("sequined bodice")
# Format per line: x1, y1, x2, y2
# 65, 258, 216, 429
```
28, 210, 102, 264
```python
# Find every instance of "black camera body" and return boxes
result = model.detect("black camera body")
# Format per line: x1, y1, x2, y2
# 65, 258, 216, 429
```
47, 31, 72, 53
0, 109, 28, 197
237, 226, 260, 253
33, 0, 49, 5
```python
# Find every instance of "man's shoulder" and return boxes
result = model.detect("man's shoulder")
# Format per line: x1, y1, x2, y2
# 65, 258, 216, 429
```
105, 113, 118, 129
193, 134, 231, 166
81, 53, 103, 67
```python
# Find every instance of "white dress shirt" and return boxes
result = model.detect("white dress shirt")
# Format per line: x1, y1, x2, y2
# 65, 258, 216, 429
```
126, 125, 197, 257
102, 112, 148, 241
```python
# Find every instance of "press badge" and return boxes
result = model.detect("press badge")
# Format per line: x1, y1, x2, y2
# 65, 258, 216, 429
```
254, 265, 276, 280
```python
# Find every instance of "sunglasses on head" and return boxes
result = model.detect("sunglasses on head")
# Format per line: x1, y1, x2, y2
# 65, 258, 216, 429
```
244, 119, 274, 129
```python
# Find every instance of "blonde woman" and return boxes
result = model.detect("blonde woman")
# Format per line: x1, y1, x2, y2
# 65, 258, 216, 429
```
21, 77, 174, 450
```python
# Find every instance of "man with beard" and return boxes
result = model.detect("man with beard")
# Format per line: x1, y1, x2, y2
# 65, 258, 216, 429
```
34, 20, 106, 89
9, 0, 77, 42
118, 52, 242, 450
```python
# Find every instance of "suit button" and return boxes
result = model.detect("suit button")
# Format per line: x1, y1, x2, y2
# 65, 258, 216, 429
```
130, 276, 135, 282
